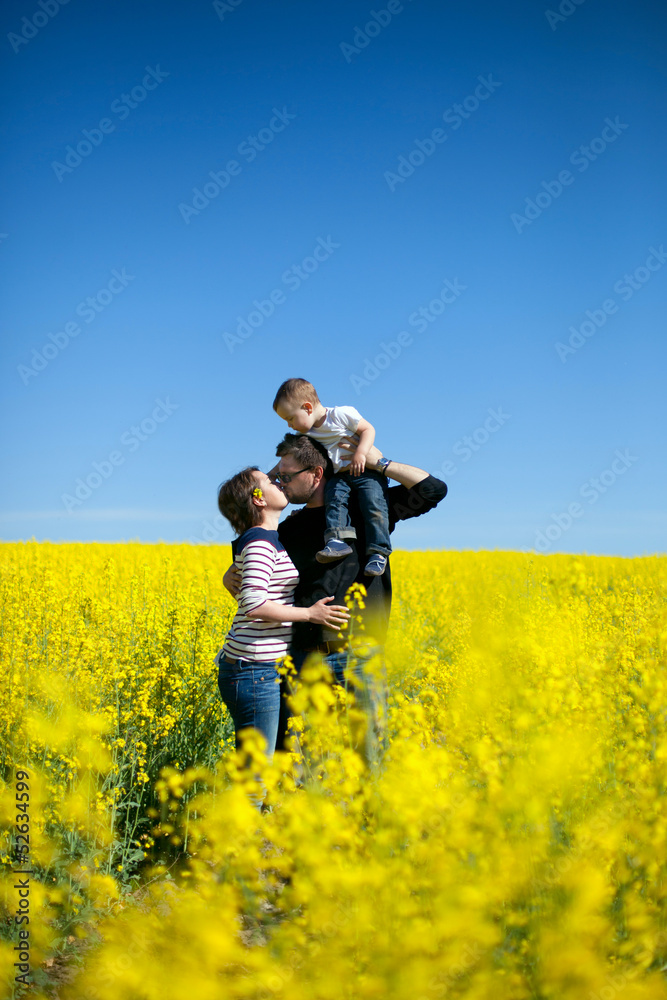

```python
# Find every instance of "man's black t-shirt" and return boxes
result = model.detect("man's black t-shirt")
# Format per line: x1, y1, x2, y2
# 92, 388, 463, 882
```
277, 475, 447, 650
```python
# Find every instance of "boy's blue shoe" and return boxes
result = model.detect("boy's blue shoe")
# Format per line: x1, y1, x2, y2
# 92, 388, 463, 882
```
364, 554, 388, 576
316, 539, 354, 563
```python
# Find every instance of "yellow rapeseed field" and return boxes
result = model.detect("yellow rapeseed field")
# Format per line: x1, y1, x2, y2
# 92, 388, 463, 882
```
1, 542, 667, 999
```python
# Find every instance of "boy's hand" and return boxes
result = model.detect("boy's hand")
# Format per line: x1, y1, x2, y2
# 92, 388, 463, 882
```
340, 438, 383, 471
350, 450, 366, 476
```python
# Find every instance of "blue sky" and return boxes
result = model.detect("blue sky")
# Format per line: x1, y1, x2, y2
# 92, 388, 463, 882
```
1, 0, 665, 555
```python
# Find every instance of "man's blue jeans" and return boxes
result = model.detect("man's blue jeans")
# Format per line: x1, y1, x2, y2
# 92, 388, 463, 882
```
325, 648, 386, 746
324, 470, 392, 556
282, 645, 387, 763
217, 658, 281, 759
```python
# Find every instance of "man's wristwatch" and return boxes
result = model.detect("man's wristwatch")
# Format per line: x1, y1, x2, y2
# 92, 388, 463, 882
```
377, 457, 392, 476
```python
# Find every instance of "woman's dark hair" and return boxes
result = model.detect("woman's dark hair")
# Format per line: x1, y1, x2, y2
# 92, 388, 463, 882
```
217, 466, 263, 536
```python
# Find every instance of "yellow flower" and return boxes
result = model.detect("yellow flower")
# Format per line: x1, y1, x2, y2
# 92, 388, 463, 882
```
2, 541, 666, 997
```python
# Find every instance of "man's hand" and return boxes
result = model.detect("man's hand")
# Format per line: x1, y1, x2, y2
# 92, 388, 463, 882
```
223, 563, 241, 599
340, 437, 383, 470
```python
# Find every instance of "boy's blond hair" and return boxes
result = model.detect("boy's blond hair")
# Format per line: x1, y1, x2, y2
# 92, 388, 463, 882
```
272, 378, 320, 412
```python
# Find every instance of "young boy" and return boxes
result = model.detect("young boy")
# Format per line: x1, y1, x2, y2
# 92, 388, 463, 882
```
272, 378, 391, 576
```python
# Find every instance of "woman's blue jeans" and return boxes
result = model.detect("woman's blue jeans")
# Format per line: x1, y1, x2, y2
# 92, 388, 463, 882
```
217, 658, 281, 759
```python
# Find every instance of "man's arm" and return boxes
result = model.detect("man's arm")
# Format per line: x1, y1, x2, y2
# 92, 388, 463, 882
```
368, 454, 428, 489
339, 438, 447, 526
223, 562, 241, 598
339, 438, 429, 488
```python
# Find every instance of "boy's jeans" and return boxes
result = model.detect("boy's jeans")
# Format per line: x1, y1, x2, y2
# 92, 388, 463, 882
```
324, 470, 392, 556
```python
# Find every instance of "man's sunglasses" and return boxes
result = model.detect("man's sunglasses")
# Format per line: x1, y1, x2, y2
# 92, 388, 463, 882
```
274, 467, 313, 484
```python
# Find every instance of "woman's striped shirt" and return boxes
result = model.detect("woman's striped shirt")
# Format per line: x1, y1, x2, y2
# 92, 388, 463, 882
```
221, 527, 299, 663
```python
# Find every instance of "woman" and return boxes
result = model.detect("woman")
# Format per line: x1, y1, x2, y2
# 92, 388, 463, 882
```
216, 466, 349, 758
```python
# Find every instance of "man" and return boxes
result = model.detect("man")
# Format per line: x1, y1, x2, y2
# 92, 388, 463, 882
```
224, 434, 447, 749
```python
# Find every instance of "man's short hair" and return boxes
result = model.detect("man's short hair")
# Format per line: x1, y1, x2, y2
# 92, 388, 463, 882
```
272, 378, 319, 412
276, 433, 333, 479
